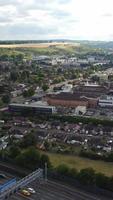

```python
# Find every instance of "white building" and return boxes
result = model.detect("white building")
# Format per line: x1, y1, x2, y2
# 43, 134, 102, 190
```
62, 84, 73, 92
87, 56, 95, 63
75, 106, 86, 115
98, 95, 113, 107
77, 59, 89, 64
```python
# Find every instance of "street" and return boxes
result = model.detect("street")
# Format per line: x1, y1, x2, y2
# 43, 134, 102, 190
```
10, 180, 113, 200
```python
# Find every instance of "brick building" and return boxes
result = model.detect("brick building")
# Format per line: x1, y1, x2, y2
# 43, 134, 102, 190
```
73, 85, 108, 95
46, 92, 98, 108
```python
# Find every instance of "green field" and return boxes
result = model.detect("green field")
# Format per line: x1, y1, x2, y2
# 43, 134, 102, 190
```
46, 152, 113, 177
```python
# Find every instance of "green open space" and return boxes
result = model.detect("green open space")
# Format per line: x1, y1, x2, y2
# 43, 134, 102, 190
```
46, 152, 113, 177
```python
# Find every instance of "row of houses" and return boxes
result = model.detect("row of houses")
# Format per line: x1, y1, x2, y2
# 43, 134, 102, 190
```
32, 55, 110, 67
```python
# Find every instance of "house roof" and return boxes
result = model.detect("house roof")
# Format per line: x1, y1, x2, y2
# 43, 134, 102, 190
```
47, 92, 89, 101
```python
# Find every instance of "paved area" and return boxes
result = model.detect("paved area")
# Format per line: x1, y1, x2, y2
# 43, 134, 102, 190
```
10, 180, 113, 200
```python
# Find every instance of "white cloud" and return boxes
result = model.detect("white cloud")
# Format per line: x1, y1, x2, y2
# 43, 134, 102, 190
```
0, 0, 113, 40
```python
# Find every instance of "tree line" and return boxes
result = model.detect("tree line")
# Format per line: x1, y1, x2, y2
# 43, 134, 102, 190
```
80, 149, 113, 162
52, 115, 113, 126
54, 164, 113, 193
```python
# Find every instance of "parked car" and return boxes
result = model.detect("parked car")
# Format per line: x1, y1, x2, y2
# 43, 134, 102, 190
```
0, 174, 7, 179
21, 189, 31, 196
27, 187, 36, 194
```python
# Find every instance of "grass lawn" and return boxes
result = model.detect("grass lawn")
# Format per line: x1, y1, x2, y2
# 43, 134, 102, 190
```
45, 152, 113, 177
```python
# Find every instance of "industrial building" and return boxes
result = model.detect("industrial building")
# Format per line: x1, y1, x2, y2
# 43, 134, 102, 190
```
98, 95, 113, 107
73, 84, 108, 95
9, 103, 56, 115
46, 92, 98, 108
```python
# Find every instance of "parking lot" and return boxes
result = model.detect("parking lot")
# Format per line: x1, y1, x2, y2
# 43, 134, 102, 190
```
10, 180, 113, 200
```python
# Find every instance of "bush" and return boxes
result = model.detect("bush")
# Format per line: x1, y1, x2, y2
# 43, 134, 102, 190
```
2, 94, 11, 104
9, 145, 21, 158
55, 164, 113, 192
40, 154, 52, 169
79, 150, 102, 160
15, 147, 52, 170
95, 173, 112, 191
15, 147, 40, 169
80, 150, 113, 162
56, 164, 70, 175
68, 168, 78, 178
77, 168, 96, 185
51, 115, 113, 127
20, 133, 37, 148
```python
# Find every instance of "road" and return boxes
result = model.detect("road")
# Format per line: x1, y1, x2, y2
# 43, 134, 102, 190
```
0, 163, 112, 200
10, 180, 113, 200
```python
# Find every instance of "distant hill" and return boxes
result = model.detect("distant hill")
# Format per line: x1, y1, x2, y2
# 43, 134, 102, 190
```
78, 41, 113, 49
1, 39, 113, 50
0, 40, 74, 45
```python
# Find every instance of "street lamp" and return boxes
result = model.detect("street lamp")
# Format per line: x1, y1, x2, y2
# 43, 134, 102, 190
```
45, 162, 47, 182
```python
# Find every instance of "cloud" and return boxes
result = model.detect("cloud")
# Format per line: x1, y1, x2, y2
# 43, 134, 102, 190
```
102, 13, 113, 17
0, 16, 12, 23
0, 21, 59, 40
0, 0, 113, 40
7, 23, 58, 35
51, 10, 71, 20
0, 0, 20, 6
57, 0, 72, 4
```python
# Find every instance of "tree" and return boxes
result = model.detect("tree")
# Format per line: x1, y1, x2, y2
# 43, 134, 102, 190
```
10, 71, 19, 82
28, 88, 35, 96
91, 75, 100, 82
2, 94, 11, 104
106, 152, 113, 162
42, 84, 49, 92
44, 141, 51, 151
23, 88, 35, 98
16, 54, 24, 61
21, 132, 37, 148
9, 145, 21, 158
77, 168, 96, 185
108, 74, 113, 81
22, 90, 28, 98
68, 168, 78, 178
21, 70, 30, 80
96, 173, 110, 190
0, 54, 9, 61
16, 147, 40, 169
0, 99, 3, 107
40, 154, 51, 168
83, 72, 90, 79
57, 164, 69, 175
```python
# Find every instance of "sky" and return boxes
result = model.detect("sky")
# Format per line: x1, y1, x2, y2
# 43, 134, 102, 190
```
0, 0, 113, 40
